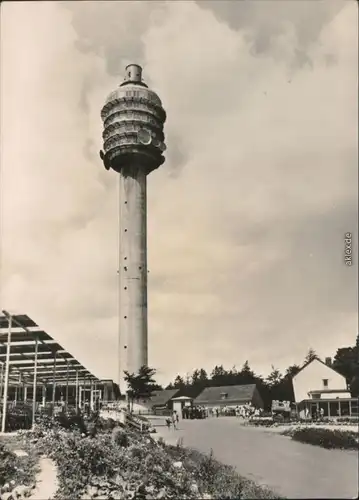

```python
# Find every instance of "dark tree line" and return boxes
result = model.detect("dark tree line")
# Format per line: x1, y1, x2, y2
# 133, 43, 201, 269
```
331, 333, 359, 396
165, 334, 359, 410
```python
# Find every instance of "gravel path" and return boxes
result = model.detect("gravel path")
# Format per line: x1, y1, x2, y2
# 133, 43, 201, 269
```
154, 417, 358, 499
29, 457, 58, 500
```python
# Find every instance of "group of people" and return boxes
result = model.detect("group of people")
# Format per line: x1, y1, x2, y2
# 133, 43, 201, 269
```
164, 403, 264, 429
305, 406, 325, 420
207, 404, 261, 419
235, 404, 261, 419
182, 405, 208, 419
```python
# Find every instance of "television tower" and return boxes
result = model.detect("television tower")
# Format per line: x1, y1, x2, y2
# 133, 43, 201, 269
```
99, 64, 166, 393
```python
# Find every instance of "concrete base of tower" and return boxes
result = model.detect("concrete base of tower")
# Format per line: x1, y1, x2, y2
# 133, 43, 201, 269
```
118, 165, 148, 394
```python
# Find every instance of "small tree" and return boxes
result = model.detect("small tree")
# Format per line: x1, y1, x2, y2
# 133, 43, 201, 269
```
124, 365, 157, 412
305, 348, 317, 363
284, 364, 301, 378
266, 365, 283, 388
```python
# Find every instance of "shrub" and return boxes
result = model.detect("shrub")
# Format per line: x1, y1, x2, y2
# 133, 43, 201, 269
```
248, 417, 275, 427
0, 439, 38, 491
4, 407, 33, 432
16, 415, 283, 500
112, 428, 130, 448
0, 443, 17, 486
282, 427, 359, 450
165, 445, 283, 499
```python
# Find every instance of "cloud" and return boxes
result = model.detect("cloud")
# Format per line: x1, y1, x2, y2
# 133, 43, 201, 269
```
1, 1, 357, 386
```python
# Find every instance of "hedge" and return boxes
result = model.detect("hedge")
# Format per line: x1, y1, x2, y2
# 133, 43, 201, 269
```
281, 427, 359, 450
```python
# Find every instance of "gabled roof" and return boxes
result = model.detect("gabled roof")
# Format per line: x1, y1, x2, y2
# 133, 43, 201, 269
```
292, 357, 346, 379
195, 384, 257, 404
149, 389, 180, 406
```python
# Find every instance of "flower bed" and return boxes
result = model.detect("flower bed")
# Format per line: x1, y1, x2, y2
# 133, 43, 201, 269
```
247, 417, 275, 427
164, 444, 283, 499
280, 427, 359, 450
2, 414, 284, 499
0, 438, 38, 498
247, 415, 359, 429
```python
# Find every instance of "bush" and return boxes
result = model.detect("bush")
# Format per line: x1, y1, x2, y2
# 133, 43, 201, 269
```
0, 439, 38, 492
0, 442, 17, 486
335, 416, 359, 424
3, 406, 33, 432
166, 445, 283, 499
282, 427, 359, 450
248, 417, 275, 427
112, 428, 130, 447
17, 415, 283, 500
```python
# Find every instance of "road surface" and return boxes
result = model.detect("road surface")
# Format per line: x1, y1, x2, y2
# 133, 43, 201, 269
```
152, 416, 358, 499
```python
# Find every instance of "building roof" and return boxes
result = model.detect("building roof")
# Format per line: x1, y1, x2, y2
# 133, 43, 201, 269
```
308, 389, 350, 394
195, 384, 257, 404
149, 389, 180, 407
0, 311, 102, 385
292, 357, 346, 379
171, 396, 193, 401
299, 397, 357, 404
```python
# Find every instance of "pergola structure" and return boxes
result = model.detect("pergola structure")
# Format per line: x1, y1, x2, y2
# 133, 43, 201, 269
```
0, 311, 103, 432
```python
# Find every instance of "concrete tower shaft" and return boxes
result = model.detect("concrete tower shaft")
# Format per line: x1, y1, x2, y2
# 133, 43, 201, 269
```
100, 65, 166, 393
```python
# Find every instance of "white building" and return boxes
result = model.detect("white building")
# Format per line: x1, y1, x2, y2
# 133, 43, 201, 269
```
292, 357, 358, 418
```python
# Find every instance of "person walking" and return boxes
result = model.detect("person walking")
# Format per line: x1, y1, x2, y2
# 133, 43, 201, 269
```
175, 411, 179, 425
172, 411, 177, 430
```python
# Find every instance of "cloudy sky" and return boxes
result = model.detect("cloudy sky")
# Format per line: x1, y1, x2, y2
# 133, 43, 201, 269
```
1, 0, 357, 386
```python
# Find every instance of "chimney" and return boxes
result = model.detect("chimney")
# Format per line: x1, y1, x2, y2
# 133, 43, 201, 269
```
325, 357, 332, 366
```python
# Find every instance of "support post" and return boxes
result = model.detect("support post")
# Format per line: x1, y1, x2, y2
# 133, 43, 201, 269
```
328, 401, 330, 417
349, 399, 352, 416
15, 374, 19, 404
32, 336, 38, 427
338, 400, 341, 417
83, 376, 86, 409
42, 385, 46, 406
1, 315, 12, 433
51, 351, 57, 417
0, 362, 4, 401
90, 379, 94, 411
75, 370, 79, 410
24, 386, 28, 402
65, 360, 69, 411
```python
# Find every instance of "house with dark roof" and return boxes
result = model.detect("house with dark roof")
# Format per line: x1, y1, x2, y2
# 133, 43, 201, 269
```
194, 384, 264, 409
148, 389, 180, 410
292, 357, 358, 418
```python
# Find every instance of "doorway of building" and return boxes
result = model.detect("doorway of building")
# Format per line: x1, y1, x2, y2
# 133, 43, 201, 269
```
79, 388, 102, 410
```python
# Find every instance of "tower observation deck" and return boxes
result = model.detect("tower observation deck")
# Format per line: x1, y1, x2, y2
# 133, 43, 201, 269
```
100, 64, 166, 393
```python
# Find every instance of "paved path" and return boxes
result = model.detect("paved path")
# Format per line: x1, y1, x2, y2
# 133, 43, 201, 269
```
153, 417, 358, 499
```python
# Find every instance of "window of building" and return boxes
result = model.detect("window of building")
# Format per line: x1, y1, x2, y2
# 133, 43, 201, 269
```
312, 392, 321, 399
322, 379, 329, 388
